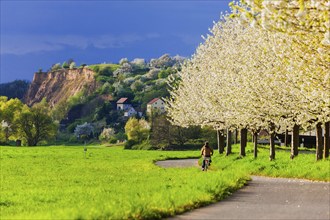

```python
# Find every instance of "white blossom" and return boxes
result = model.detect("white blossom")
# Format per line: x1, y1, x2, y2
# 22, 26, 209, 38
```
167, 12, 329, 134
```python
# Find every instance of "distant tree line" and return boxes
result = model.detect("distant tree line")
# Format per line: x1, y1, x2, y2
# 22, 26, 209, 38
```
0, 80, 30, 100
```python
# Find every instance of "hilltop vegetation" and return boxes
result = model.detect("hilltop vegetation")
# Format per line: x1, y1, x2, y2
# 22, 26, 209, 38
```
89, 55, 183, 108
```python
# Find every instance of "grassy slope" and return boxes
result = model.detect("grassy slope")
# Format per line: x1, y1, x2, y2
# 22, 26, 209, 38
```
211, 143, 329, 181
89, 64, 120, 73
0, 144, 329, 219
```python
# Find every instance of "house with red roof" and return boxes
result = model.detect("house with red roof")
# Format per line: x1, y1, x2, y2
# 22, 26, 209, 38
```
117, 98, 142, 117
116, 98, 131, 111
147, 97, 165, 115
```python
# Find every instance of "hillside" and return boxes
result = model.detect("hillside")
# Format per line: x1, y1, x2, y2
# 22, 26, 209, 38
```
24, 67, 97, 108
18, 55, 183, 134
1, 55, 221, 147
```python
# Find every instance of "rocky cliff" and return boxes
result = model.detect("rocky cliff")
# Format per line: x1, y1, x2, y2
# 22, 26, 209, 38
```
24, 67, 97, 108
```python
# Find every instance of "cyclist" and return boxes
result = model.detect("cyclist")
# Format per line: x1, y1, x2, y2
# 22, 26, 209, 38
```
200, 141, 213, 171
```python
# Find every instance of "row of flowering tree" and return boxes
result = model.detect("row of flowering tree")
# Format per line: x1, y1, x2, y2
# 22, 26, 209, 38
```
166, 0, 329, 160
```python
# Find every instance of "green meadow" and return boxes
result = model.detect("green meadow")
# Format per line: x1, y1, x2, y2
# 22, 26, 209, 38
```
1, 144, 329, 220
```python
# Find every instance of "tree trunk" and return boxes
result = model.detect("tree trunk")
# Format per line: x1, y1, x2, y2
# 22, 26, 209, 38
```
291, 124, 299, 159
168, 122, 172, 146
316, 122, 323, 160
234, 129, 238, 144
253, 132, 258, 158
240, 128, 247, 157
226, 129, 232, 156
269, 123, 276, 160
284, 129, 289, 147
269, 132, 275, 160
16, 139, 21, 147
324, 122, 329, 159
217, 130, 225, 154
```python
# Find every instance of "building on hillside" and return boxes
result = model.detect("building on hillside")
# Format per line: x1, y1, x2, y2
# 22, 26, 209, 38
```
117, 97, 142, 117
134, 107, 144, 118
116, 98, 131, 111
124, 107, 138, 117
147, 98, 166, 115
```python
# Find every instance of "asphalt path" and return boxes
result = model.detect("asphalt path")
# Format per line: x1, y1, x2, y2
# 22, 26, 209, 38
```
156, 159, 330, 220
155, 159, 199, 168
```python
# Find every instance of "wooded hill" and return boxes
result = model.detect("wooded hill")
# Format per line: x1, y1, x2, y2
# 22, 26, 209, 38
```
1, 54, 186, 143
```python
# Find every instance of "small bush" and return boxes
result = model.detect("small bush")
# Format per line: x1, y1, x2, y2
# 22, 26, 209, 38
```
90, 65, 100, 73
68, 135, 79, 143
62, 62, 69, 69
69, 62, 76, 69
99, 128, 115, 141
67, 121, 83, 133
51, 63, 62, 71
131, 140, 152, 150
115, 132, 127, 142
124, 139, 137, 149
109, 137, 118, 144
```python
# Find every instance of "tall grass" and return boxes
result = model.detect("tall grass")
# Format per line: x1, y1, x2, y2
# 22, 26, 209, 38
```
0, 143, 328, 219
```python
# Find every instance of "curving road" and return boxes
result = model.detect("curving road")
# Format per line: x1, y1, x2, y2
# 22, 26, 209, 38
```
156, 159, 330, 220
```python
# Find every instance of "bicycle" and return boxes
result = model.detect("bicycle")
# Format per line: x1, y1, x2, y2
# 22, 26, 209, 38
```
203, 156, 211, 171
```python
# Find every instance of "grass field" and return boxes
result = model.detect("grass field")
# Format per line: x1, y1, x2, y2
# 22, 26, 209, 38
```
1, 144, 329, 219
212, 143, 330, 181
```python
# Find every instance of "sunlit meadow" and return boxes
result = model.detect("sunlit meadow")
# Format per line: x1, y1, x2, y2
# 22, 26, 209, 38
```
1, 144, 328, 219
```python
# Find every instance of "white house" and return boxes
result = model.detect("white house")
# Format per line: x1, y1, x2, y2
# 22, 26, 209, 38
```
117, 98, 143, 117
124, 107, 138, 117
147, 98, 165, 115
116, 98, 131, 111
